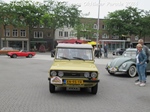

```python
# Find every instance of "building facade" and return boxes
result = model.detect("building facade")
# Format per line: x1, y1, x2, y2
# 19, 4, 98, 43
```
0, 25, 29, 50
29, 26, 54, 51
0, 18, 150, 51
55, 26, 77, 40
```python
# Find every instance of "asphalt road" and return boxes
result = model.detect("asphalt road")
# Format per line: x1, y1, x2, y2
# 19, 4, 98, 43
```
0, 54, 150, 112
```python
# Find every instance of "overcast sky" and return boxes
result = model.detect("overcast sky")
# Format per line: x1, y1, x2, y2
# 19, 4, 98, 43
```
4, 0, 150, 18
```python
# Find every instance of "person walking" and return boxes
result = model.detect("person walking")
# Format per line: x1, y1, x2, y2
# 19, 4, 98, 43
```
135, 44, 147, 87
98, 46, 102, 58
104, 44, 108, 58
135, 39, 149, 83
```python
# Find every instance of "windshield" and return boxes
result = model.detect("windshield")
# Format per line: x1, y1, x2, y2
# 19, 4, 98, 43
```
122, 50, 136, 57
56, 48, 93, 60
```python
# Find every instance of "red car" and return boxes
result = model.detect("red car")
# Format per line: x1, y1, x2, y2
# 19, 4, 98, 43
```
7, 50, 36, 58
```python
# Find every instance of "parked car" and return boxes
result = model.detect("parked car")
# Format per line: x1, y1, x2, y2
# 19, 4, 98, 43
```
112, 48, 126, 55
0, 47, 19, 55
106, 48, 150, 77
48, 43, 99, 94
7, 50, 36, 58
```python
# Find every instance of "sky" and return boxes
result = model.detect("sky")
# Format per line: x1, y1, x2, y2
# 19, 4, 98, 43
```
4, 0, 150, 19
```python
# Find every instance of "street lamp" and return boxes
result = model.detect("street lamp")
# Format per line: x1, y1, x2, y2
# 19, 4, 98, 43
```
96, 0, 100, 48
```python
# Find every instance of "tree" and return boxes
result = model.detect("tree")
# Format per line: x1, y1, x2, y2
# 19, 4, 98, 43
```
0, 1, 18, 47
104, 7, 146, 39
41, 0, 81, 39
139, 11, 150, 38
74, 18, 99, 40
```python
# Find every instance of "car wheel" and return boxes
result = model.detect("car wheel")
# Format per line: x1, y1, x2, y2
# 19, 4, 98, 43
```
28, 54, 33, 58
12, 54, 17, 58
49, 82, 55, 93
127, 65, 137, 77
91, 84, 98, 94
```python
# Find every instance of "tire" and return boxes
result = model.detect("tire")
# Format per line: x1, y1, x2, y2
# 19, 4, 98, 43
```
91, 84, 98, 94
127, 65, 137, 77
12, 54, 17, 58
28, 54, 33, 58
49, 82, 55, 93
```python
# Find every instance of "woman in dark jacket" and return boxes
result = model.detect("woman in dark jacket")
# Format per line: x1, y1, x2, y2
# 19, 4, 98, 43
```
135, 44, 147, 87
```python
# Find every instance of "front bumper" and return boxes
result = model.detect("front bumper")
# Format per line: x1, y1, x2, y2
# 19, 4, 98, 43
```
106, 67, 127, 74
48, 77, 99, 88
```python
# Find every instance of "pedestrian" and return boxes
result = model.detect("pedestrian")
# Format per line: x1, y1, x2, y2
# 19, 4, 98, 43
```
135, 39, 149, 83
98, 46, 102, 58
135, 44, 147, 87
104, 44, 108, 58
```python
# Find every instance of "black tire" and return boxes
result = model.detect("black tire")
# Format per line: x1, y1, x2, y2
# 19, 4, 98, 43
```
127, 65, 137, 77
49, 82, 55, 93
28, 54, 33, 58
12, 54, 17, 58
91, 84, 98, 94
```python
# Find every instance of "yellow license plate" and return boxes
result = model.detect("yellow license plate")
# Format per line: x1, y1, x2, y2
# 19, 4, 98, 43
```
66, 80, 83, 84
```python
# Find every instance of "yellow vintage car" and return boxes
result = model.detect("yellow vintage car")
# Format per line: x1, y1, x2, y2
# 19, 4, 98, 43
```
48, 43, 99, 94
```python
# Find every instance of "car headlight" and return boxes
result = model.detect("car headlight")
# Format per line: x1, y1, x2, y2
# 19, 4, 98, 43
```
91, 72, 97, 78
122, 63, 127, 68
84, 72, 90, 78
50, 71, 57, 76
58, 71, 64, 77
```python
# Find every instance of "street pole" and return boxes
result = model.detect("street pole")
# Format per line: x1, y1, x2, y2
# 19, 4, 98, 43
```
96, 0, 100, 48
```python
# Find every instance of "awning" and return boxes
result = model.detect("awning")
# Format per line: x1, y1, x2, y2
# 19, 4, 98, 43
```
30, 41, 47, 43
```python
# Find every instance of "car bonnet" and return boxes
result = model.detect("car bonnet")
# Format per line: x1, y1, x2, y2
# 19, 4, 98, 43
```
109, 57, 132, 67
50, 61, 98, 71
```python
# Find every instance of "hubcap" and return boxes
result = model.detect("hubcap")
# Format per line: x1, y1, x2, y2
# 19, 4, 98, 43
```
129, 66, 136, 77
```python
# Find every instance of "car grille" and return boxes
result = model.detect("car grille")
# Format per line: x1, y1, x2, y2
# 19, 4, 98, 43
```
63, 71, 85, 78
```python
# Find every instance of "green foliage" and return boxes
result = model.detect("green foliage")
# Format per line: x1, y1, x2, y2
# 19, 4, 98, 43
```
0, 0, 81, 29
74, 18, 98, 39
104, 7, 150, 38
41, 0, 81, 29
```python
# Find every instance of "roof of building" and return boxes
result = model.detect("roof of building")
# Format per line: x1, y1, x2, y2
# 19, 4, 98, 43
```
56, 43, 93, 48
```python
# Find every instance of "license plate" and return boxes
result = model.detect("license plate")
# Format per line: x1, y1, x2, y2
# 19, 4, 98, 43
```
66, 80, 83, 84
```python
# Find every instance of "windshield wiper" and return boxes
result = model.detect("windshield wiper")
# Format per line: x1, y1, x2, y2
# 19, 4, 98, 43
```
73, 57, 85, 61
59, 56, 70, 60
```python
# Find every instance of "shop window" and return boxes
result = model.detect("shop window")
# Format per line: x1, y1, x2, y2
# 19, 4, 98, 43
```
20, 30, 26, 37
102, 33, 109, 38
70, 31, 75, 37
34, 31, 43, 38
64, 32, 68, 37
59, 31, 63, 37
93, 24, 97, 29
47, 33, 51, 37
4, 29, 10, 37
12, 29, 18, 37
102, 25, 106, 30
